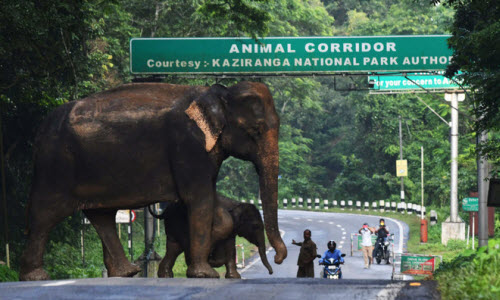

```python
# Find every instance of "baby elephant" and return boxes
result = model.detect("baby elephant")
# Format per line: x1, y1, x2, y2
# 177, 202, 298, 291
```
152, 195, 273, 278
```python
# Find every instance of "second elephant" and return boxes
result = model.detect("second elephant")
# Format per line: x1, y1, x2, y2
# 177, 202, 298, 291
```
152, 195, 273, 278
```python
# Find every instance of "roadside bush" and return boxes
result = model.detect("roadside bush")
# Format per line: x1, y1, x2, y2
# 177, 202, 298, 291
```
0, 264, 18, 282
44, 240, 103, 279
435, 240, 500, 299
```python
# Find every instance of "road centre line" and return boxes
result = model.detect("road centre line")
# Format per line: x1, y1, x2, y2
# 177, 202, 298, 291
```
42, 280, 76, 287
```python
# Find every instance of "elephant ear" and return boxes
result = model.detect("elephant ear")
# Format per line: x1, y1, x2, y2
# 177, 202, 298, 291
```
185, 84, 228, 152
232, 203, 263, 237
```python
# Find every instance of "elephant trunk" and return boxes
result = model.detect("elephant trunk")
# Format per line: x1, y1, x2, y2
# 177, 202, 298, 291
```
257, 128, 287, 264
256, 228, 273, 274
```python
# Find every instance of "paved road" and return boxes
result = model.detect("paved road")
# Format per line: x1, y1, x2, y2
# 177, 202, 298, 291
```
242, 209, 409, 280
0, 210, 434, 300
0, 278, 439, 300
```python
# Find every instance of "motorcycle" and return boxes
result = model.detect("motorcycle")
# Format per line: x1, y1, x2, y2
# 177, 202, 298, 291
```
318, 253, 346, 279
374, 236, 391, 264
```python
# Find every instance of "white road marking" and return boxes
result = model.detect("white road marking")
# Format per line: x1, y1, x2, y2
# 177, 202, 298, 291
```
329, 222, 334, 225
336, 224, 341, 227
340, 241, 345, 244
307, 219, 313, 222
293, 217, 300, 220
320, 211, 405, 254
319, 220, 324, 223
342, 232, 347, 235
42, 280, 76, 287
342, 236, 346, 239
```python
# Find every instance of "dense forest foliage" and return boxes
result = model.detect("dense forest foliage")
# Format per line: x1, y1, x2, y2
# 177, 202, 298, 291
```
0, 0, 498, 271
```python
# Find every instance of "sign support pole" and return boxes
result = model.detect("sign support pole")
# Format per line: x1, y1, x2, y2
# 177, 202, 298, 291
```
441, 92, 465, 244
0, 115, 9, 268
472, 213, 475, 250
450, 93, 459, 222
477, 130, 489, 248
399, 116, 405, 205
421, 146, 424, 220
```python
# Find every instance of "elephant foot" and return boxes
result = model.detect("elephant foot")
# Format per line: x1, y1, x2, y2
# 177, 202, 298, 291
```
19, 268, 50, 281
186, 263, 220, 278
158, 268, 174, 278
225, 270, 241, 279
108, 263, 142, 277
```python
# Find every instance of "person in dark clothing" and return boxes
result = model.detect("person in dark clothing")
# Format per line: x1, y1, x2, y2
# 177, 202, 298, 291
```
292, 229, 318, 277
373, 218, 390, 264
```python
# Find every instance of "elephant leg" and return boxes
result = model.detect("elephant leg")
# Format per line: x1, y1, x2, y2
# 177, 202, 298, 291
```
185, 200, 219, 278
158, 239, 183, 278
20, 194, 74, 281
84, 209, 141, 277
223, 237, 241, 279
211, 206, 233, 242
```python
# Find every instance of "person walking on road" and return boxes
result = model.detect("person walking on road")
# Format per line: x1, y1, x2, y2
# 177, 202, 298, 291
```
292, 229, 318, 278
359, 223, 375, 269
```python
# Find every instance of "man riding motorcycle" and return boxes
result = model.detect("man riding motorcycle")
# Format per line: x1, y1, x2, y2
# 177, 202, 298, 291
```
373, 218, 390, 264
318, 240, 344, 278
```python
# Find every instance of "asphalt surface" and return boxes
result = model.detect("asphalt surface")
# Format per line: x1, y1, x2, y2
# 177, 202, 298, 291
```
0, 278, 439, 300
242, 209, 409, 280
1, 210, 437, 300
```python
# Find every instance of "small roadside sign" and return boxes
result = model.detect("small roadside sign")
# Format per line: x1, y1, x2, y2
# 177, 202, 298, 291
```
400, 255, 437, 275
83, 209, 136, 224
396, 160, 408, 177
462, 197, 479, 212
116, 210, 130, 223
392, 253, 442, 279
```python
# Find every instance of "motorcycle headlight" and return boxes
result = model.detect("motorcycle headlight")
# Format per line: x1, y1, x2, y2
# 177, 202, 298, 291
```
384, 241, 389, 246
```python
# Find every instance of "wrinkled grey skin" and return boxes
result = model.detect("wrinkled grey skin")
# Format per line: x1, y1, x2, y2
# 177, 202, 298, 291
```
19, 81, 286, 281
152, 195, 273, 278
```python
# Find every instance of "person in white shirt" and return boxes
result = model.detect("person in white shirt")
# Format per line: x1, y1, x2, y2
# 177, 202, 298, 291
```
358, 222, 375, 269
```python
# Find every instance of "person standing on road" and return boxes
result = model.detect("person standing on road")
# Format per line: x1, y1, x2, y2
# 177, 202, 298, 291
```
359, 223, 375, 269
292, 229, 318, 278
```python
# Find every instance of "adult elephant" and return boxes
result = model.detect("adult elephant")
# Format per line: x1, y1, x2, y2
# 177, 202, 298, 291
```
19, 81, 287, 281
151, 195, 273, 278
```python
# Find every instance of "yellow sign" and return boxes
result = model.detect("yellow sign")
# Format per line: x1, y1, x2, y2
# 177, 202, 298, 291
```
396, 160, 408, 177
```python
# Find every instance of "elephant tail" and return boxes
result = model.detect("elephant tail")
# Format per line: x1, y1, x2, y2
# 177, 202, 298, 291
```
148, 203, 167, 219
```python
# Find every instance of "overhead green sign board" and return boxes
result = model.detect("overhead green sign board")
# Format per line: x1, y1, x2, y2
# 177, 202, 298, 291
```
130, 35, 452, 75
368, 72, 464, 92
462, 197, 479, 212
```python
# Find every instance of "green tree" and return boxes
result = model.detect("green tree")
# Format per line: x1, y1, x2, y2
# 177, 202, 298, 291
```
431, 0, 500, 167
